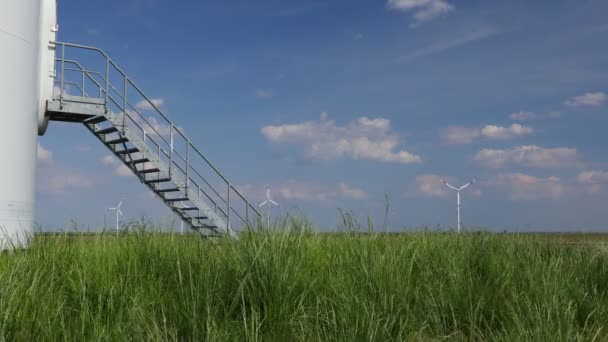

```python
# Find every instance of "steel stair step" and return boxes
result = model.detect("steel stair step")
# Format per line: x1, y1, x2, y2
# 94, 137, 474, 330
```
105, 137, 129, 145
85, 116, 108, 125
128, 158, 150, 165
145, 178, 172, 184
95, 127, 119, 135
177, 207, 198, 211
165, 198, 189, 202
117, 148, 139, 155
157, 188, 180, 193
138, 168, 160, 174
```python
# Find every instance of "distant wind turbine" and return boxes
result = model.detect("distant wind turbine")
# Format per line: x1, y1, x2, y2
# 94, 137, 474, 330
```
107, 200, 124, 235
258, 185, 279, 228
441, 179, 475, 233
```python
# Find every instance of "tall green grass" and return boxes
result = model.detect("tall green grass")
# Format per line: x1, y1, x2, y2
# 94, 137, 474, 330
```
1, 218, 608, 340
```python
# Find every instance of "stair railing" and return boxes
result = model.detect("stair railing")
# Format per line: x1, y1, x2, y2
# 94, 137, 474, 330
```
51, 41, 262, 229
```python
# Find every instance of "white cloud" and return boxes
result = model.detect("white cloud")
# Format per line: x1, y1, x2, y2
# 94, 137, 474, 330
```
37, 149, 94, 195
508, 111, 561, 122
101, 155, 133, 177
417, 174, 449, 197
87, 28, 99, 36
338, 183, 368, 200
102, 155, 117, 166
113, 165, 133, 177
239, 181, 368, 202
480, 124, 533, 140
135, 98, 165, 111
564, 92, 606, 107
509, 111, 537, 122
255, 89, 274, 99
277, 181, 368, 201
41, 171, 94, 195
578, 170, 608, 184
577, 170, 608, 193
388, 0, 454, 26
474, 145, 579, 169
261, 113, 421, 164
53, 85, 73, 97
145, 116, 172, 136
37, 143, 53, 164
131, 114, 182, 138
491, 173, 563, 200
441, 126, 480, 144
399, 27, 498, 62
441, 124, 533, 144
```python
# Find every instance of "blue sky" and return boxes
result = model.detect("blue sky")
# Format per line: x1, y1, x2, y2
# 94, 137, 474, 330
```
38, 0, 608, 231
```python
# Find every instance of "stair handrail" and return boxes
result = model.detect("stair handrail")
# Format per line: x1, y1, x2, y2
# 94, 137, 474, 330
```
51, 41, 262, 227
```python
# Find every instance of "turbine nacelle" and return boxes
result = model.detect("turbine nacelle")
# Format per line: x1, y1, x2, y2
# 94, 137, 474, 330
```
259, 185, 279, 228
259, 185, 279, 208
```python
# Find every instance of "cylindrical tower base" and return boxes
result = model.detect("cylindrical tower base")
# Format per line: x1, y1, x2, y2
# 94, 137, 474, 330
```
0, 0, 43, 249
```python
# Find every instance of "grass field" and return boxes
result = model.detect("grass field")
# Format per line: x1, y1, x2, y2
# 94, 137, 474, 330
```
1, 218, 608, 340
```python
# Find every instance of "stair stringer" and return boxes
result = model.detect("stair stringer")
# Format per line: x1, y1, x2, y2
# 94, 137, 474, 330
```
83, 113, 236, 238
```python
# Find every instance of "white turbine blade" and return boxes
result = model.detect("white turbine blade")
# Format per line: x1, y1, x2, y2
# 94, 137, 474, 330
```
459, 183, 471, 191
117, 200, 123, 209
118, 209, 123, 216
259, 200, 268, 208
270, 200, 279, 206
444, 182, 458, 191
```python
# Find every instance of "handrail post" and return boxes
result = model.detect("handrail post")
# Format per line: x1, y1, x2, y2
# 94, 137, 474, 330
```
227, 183, 231, 231
185, 142, 190, 196
169, 124, 174, 177
81, 70, 85, 97
105, 58, 109, 109
60, 43, 65, 108
142, 131, 147, 164
246, 201, 249, 226
123, 76, 128, 131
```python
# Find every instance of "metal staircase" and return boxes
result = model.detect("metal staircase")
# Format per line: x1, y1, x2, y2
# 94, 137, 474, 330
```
46, 42, 261, 237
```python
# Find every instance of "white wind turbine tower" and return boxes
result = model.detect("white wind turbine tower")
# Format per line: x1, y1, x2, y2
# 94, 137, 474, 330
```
441, 179, 475, 233
107, 200, 124, 235
259, 185, 279, 228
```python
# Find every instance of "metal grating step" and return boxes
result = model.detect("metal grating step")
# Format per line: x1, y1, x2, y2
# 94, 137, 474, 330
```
138, 168, 160, 174
85, 116, 108, 125
166, 198, 189, 202
128, 158, 150, 165
157, 188, 180, 193
95, 127, 118, 135
178, 207, 198, 211
145, 178, 171, 184
117, 148, 139, 155
105, 137, 129, 145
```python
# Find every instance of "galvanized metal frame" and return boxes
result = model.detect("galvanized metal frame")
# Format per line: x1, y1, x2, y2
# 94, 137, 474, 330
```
50, 41, 262, 232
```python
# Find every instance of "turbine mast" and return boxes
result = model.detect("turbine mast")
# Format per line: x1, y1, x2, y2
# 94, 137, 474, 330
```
441, 179, 475, 233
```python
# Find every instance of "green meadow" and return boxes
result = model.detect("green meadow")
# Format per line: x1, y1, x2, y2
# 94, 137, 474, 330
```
1, 218, 608, 340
